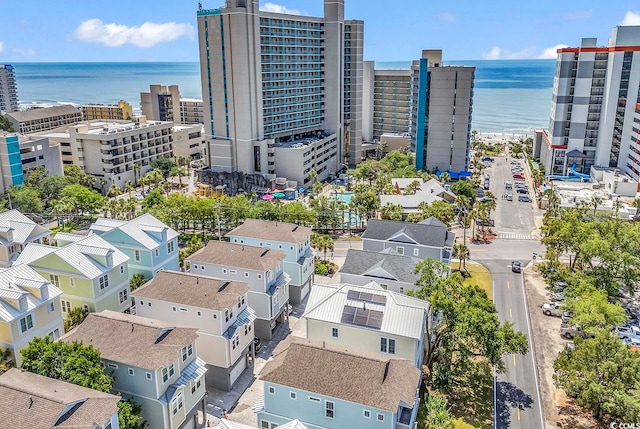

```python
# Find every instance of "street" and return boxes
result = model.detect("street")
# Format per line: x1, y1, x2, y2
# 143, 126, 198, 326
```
471, 155, 546, 429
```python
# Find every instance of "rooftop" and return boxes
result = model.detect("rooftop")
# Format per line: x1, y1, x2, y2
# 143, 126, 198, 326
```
0, 209, 50, 246
187, 241, 285, 272
339, 248, 421, 284
362, 217, 454, 248
0, 368, 119, 429
90, 213, 178, 250
0, 264, 62, 323
260, 337, 421, 412
133, 271, 249, 311
226, 219, 312, 243
61, 310, 198, 370
5, 105, 81, 122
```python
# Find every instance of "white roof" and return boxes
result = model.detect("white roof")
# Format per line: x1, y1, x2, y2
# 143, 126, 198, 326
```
16, 235, 128, 279
216, 420, 307, 429
303, 283, 430, 340
0, 264, 62, 322
90, 213, 178, 250
52, 232, 86, 244
0, 210, 50, 245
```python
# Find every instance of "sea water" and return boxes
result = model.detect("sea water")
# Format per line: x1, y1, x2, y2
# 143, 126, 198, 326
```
12, 59, 555, 134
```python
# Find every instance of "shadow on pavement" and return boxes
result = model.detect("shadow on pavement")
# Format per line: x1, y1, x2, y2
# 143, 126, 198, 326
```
495, 380, 533, 428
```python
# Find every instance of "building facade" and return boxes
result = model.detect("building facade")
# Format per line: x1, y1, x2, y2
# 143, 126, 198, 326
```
540, 26, 640, 180
180, 98, 204, 125
0, 65, 19, 113
0, 264, 64, 367
62, 311, 207, 429
5, 105, 82, 134
226, 219, 314, 305
172, 124, 207, 161
133, 271, 255, 391
196, 0, 364, 185
186, 241, 290, 340
82, 100, 134, 121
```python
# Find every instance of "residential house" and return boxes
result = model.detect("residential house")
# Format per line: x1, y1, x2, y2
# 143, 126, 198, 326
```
90, 213, 179, 279
0, 209, 50, 268
362, 217, 454, 265
380, 178, 457, 217
15, 233, 131, 315
186, 241, 289, 340
0, 264, 63, 367
338, 249, 421, 294
62, 310, 206, 429
133, 271, 255, 390
257, 337, 422, 429
0, 368, 121, 429
303, 282, 430, 368
226, 219, 313, 305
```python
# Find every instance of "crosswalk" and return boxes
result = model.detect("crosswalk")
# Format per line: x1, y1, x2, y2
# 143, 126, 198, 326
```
498, 232, 536, 240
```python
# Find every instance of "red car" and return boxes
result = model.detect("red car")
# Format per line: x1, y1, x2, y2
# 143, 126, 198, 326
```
513, 173, 525, 179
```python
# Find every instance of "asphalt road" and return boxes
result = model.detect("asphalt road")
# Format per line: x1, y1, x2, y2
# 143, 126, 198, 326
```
472, 156, 546, 429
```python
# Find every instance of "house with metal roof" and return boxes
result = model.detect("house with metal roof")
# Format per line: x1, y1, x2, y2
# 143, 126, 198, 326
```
15, 233, 131, 315
0, 368, 121, 429
302, 282, 431, 369
362, 217, 455, 266
62, 310, 207, 429
186, 241, 290, 340
0, 264, 63, 367
338, 249, 421, 294
133, 271, 255, 391
256, 337, 422, 429
0, 209, 50, 268
226, 219, 314, 305
90, 213, 179, 279
380, 178, 457, 217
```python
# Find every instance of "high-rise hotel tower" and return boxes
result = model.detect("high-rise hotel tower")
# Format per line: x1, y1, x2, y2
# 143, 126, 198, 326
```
197, 0, 364, 186
537, 26, 640, 180
0, 65, 19, 113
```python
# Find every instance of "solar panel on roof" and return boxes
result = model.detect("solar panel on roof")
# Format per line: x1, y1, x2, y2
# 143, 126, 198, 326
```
341, 305, 383, 330
346, 289, 387, 306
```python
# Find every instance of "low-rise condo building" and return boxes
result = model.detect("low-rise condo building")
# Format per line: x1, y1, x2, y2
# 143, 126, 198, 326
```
5, 105, 82, 134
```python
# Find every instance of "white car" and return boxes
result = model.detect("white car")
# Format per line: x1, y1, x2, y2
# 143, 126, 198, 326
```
542, 302, 563, 317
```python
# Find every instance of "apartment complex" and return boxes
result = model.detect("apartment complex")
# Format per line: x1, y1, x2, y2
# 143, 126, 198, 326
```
82, 100, 134, 121
141, 84, 204, 125
0, 64, 18, 113
536, 26, 640, 180
38, 117, 174, 187
4, 105, 82, 134
196, 0, 364, 187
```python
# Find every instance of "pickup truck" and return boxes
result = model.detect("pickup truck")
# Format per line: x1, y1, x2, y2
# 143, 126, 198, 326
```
560, 323, 594, 339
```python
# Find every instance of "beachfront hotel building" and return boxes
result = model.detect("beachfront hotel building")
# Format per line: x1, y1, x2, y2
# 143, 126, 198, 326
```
363, 50, 474, 173
141, 84, 204, 125
196, 0, 365, 187
4, 105, 82, 134
537, 26, 640, 181
0, 65, 19, 113
37, 117, 174, 188
82, 100, 134, 121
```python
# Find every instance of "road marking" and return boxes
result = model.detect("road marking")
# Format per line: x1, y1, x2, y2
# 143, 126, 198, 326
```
507, 281, 510, 289
499, 232, 535, 240
517, 406, 521, 420
510, 308, 512, 318
513, 353, 516, 366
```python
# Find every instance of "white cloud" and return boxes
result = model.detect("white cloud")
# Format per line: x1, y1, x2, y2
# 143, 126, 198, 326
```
0, 42, 4, 54
12, 47, 37, 56
562, 10, 593, 20
538, 44, 569, 59
437, 13, 455, 22
482, 45, 569, 60
620, 11, 640, 26
74, 19, 194, 48
260, 3, 301, 15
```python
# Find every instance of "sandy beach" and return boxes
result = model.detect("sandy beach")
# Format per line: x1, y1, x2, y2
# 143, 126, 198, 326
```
477, 131, 534, 144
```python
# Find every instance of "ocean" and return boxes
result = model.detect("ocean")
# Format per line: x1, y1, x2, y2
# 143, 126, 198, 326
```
12, 59, 556, 135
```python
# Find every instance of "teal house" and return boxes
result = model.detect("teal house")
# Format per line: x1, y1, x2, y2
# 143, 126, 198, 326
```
90, 213, 179, 280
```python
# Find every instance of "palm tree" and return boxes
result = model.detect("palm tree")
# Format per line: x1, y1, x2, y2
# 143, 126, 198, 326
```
0, 347, 14, 374
133, 163, 140, 187
455, 195, 471, 246
309, 169, 318, 186
439, 172, 451, 184
633, 198, 640, 221
124, 180, 135, 199
64, 307, 89, 332
107, 184, 121, 200
129, 273, 148, 291
590, 195, 603, 217
170, 166, 187, 190
453, 243, 470, 272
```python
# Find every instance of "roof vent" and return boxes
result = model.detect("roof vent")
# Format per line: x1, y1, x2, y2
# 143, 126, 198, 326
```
292, 225, 298, 232
383, 360, 390, 382
218, 281, 230, 292
261, 249, 269, 257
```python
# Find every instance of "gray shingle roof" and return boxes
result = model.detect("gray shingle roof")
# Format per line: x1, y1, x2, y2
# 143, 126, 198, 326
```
133, 270, 249, 311
90, 213, 178, 250
5, 105, 81, 122
0, 368, 119, 429
226, 219, 311, 243
61, 310, 198, 370
187, 241, 285, 272
362, 217, 454, 248
339, 249, 420, 283
260, 337, 421, 412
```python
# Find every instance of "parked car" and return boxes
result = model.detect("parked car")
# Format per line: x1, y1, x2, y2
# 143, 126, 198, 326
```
511, 261, 522, 273
516, 188, 529, 194
513, 173, 525, 179
514, 181, 526, 187
561, 324, 594, 339
506, 193, 513, 201
476, 188, 485, 198
482, 156, 494, 162
616, 325, 640, 341
479, 196, 495, 203
553, 291, 566, 301
561, 311, 572, 323
542, 302, 563, 317
553, 281, 568, 292
518, 195, 532, 202
253, 337, 262, 352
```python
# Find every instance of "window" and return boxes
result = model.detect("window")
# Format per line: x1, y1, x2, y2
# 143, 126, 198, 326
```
48, 328, 60, 340
128, 368, 135, 376
118, 289, 128, 304
413, 248, 419, 256
325, 400, 335, 418
107, 363, 118, 369
49, 274, 60, 287
48, 302, 55, 313
222, 269, 227, 274
70, 278, 75, 287
213, 313, 217, 319
19, 315, 33, 333
162, 367, 169, 383
181, 344, 193, 361
197, 311, 202, 317
377, 413, 385, 422
380, 337, 396, 354
400, 287, 404, 293
258, 274, 262, 279
154, 249, 159, 257
290, 391, 297, 400
268, 386, 275, 395
332, 327, 338, 338
180, 308, 187, 312
61, 300, 71, 313
363, 410, 371, 419
172, 306, 177, 312
193, 264, 198, 270
308, 396, 320, 403
99, 275, 109, 290
146, 372, 152, 380
225, 309, 229, 322
396, 246, 404, 255
196, 378, 201, 389
229, 269, 237, 274
168, 364, 175, 377
134, 250, 141, 261
168, 241, 175, 253
244, 272, 249, 277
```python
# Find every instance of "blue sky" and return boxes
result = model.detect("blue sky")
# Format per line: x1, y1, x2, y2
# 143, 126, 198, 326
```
1, 0, 639, 62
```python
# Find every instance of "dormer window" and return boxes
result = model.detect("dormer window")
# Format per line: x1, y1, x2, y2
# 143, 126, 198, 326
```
18, 296, 27, 312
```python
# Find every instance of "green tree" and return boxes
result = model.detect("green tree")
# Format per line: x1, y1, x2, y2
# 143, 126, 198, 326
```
405, 180, 422, 195
63, 165, 96, 188
0, 115, 14, 132
129, 273, 148, 292
7, 186, 43, 213
169, 166, 187, 189
380, 202, 403, 220
417, 392, 455, 429
60, 184, 104, 216
118, 398, 147, 429
64, 307, 89, 332
151, 158, 177, 180
419, 200, 455, 225
451, 180, 476, 206
452, 243, 470, 272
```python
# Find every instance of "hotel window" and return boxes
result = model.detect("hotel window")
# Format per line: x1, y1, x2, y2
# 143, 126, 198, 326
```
135, 250, 141, 261
49, 274, 60, 287
99, 275, 109, 290
325, 400, 335, 418
19, 314, 33, 333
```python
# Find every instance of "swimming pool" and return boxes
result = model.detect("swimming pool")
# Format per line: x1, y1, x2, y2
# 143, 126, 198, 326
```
332, 192, 354, 204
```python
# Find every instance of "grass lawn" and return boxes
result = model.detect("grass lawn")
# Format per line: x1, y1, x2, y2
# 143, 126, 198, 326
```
451, 261, 493, 300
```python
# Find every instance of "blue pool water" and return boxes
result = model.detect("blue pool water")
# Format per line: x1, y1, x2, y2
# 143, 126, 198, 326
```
332, 192, 354, 204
